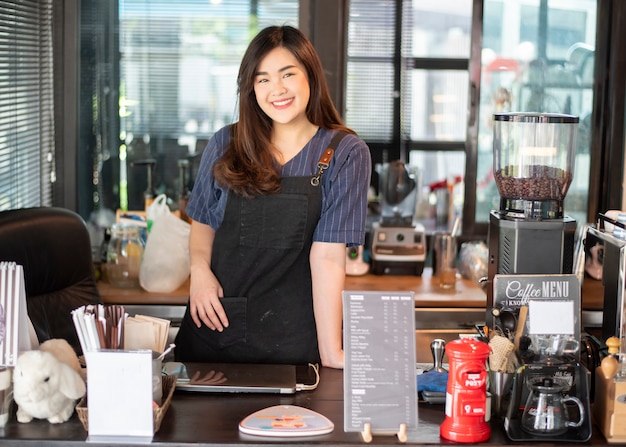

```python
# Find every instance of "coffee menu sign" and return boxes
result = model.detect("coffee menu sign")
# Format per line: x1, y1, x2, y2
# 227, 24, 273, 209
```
492, 274, 581, 343
342, 290, 417, 436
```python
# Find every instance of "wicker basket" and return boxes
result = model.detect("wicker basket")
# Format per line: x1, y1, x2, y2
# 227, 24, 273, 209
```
76, 374, 177, 433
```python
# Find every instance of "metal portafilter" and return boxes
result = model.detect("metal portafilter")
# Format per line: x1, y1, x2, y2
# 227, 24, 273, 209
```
430, 338, 447, 372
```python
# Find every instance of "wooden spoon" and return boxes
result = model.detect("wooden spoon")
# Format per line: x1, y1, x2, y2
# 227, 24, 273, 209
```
514, 306, 528, 351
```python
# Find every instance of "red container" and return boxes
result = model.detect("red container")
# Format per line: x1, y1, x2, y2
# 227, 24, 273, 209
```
440, 338, 491, 443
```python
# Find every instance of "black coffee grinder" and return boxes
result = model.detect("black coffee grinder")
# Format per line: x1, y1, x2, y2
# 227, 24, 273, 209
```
486, 113, 579, 326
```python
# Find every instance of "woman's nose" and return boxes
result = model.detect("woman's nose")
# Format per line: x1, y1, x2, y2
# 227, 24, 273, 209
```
271, 80, 287, 95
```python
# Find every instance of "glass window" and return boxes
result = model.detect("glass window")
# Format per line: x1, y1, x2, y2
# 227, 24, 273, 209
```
407, 69, 469, 141
405, 1, 472, 58
346, 0, 472, 232
409, 150, 466, 222
475, 0, 597, 225
0, 0, 54, 210
81, 0, 299, 214
345, 61, 395, 141
345, 0, 396, 142
402, 0, 472, 156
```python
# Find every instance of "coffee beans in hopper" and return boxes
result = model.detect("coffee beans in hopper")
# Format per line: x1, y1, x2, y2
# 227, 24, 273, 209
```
495, 164, 572, 201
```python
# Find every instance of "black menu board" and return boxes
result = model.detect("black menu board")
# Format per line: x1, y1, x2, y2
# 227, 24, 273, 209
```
342, 290, 417, 434
492, 274, 580, 339
492, 274, 581, 364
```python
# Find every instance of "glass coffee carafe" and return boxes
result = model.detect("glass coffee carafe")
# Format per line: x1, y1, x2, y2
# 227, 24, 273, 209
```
521, 377, 585, 436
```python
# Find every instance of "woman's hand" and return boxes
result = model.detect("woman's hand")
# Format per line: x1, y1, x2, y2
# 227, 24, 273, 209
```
189, 265, 228, 331
188, 220, 229, 331
321, 349, 344, 369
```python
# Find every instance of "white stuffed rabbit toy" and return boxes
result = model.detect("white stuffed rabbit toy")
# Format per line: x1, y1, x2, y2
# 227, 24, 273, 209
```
13, 339, 86, 423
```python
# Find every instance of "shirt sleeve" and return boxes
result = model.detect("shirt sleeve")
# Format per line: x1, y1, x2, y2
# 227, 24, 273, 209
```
185, 127, 230, 229
314, 133, 372, 246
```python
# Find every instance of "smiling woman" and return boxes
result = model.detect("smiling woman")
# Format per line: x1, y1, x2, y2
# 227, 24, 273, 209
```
173, 25, 372, 369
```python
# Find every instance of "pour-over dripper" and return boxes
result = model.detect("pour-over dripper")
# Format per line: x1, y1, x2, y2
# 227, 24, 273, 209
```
493, 113, 579, 220
527, 334, 580, 365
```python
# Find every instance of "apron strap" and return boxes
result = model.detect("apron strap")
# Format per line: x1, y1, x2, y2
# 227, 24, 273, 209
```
311, 131, 348, 186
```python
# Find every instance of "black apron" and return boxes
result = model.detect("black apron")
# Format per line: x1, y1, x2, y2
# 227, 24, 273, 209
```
175, 132, 344, 365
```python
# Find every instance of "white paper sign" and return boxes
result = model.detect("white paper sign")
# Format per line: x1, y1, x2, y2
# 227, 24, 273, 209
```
492, 274, 581, 343
528, 300, 575, 335
85, 350, 153, 443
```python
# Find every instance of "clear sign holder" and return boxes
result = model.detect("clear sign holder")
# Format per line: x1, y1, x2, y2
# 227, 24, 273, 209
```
360, 422, 407, 443
342, 290, 417, 444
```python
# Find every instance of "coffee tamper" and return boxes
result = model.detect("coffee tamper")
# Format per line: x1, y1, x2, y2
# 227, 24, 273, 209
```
430, 338, 447, 372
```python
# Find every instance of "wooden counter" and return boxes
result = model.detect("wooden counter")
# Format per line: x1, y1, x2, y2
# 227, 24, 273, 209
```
0, 366, 613, 446
97, 269, 604, 311
98, 268, 487, 308
98, 270, 489, 364
97, 269, 605, 357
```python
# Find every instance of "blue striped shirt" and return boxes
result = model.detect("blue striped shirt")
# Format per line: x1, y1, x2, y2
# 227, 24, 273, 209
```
186, 126, 372, 246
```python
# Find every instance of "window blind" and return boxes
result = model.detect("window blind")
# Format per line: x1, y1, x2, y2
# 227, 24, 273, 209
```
345, 0, 397, 142
0, 0, 55, 210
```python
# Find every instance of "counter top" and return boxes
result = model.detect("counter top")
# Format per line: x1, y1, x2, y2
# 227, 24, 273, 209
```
0, 367, 613, 446
97, 269, 605, 311
98, 269, 487, 308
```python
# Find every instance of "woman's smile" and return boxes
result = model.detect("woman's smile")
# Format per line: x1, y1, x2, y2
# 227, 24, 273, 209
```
272, 97, 294, 109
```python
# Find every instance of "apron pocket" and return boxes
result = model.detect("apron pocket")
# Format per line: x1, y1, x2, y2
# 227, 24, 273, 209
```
193, 296, 247, 348
239, 193, 308, 249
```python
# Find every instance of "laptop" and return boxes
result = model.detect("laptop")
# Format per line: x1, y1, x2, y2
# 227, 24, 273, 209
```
163, 362, 317, 394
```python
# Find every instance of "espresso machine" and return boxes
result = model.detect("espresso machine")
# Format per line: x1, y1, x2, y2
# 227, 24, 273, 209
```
370, 161, 426, 275
486, 113, 579, 326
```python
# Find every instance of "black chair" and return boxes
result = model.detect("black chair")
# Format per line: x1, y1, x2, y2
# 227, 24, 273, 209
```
0, 207, 102, 354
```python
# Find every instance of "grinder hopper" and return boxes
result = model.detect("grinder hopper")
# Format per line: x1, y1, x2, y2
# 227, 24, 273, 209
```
493, 113, 578, 220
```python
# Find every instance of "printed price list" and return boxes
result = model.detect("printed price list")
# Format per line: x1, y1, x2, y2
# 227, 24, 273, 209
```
343, 290, 417, 433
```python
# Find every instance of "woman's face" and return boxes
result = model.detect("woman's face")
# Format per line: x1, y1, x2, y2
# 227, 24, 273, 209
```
253, 46, 310, 127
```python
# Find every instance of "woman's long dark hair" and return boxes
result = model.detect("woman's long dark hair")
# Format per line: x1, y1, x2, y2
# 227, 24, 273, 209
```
213, 25, 353, 196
